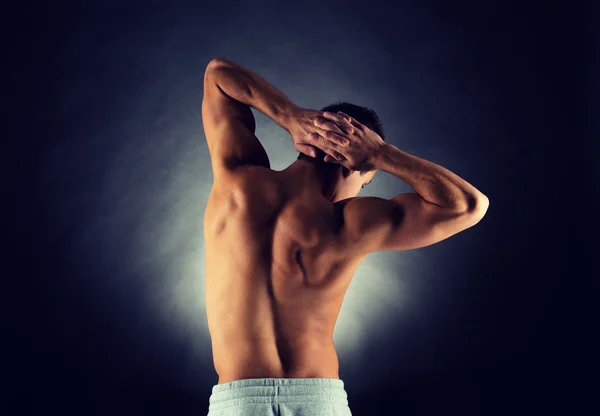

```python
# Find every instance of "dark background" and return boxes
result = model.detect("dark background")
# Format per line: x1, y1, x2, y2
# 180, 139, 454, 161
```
9, 0, 595, 415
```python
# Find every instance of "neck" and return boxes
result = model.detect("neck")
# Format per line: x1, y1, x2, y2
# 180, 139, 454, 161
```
283, 158, 344, 202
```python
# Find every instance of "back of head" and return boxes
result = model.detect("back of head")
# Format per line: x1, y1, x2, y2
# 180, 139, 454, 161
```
297, 101, 385, 167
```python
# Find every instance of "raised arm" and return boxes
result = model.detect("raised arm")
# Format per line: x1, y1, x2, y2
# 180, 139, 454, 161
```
202, 58, 349, 180
313, 111, 489, 252
347, 144, 488, 252
202, 57, 292, 178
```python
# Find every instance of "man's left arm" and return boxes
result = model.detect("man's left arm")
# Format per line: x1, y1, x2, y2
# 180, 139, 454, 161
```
202, 57, 300, 181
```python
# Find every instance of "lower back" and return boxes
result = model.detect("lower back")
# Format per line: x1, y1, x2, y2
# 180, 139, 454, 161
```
212, 333, 340, 384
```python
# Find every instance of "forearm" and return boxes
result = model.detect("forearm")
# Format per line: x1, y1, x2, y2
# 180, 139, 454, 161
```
374, 143, 488, 213
206, 58, 299, 132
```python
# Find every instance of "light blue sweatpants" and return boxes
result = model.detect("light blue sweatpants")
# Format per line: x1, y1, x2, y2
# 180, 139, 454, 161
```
207, 378, 352, 416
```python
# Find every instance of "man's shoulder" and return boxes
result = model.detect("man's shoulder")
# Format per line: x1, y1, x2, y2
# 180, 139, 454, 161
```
216, 164, 281, 189
211, 164, 285, 208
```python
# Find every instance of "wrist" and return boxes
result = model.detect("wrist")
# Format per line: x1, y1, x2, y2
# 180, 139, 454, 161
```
276, 103, 302, 133
372, 142, 395, 171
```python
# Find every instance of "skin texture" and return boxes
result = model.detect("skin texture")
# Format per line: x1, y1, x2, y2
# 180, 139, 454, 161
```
202, 58, 488, 383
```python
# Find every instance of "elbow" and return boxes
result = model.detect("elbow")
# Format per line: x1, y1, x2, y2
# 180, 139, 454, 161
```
206, 57, 235, 73
467, 193, 489, 223
452, 192, 489, 216
204, 58, 228, 81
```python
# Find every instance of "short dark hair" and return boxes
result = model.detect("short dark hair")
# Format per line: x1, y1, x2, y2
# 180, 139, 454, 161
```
297, 101, 385, 165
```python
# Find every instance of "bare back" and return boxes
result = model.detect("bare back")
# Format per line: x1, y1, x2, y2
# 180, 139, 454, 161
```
204, 165, 365, 384
201, 58, 488, 385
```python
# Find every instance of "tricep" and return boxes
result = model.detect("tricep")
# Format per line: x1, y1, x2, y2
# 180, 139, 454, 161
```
341, 193, 488, 253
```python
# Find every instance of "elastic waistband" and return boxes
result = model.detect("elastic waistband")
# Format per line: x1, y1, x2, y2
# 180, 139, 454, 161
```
209, 378, 348, 411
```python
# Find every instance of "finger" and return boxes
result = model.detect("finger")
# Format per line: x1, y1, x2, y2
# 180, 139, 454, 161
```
321, 111, 346, 124
319, 112, 354, 134
296, 144, 318, 158
314, 117, 348, 137
315, 111, 354, 134
314, 125, 350, 147
322, 112, 355, 134
313, 122, 350, 147
336, 111, 352, 122
323, 150, 345, 163
309, 132, 345, 161
337, 111, 362, 128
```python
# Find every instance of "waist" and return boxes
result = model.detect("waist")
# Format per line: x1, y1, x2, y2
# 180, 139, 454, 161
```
213, 339, 340, 384
209, 378, 348, 411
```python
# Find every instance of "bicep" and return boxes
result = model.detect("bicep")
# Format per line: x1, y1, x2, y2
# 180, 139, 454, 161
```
202, 62, 270, 181
342, 193, 485, 253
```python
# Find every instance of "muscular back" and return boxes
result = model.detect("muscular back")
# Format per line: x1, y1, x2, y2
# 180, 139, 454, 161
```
204, 165, 366, 384
201, 58, 488, 384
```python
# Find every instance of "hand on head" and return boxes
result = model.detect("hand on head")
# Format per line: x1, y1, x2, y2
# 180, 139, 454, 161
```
310, 111, 385, 173
289, 108, 353, 159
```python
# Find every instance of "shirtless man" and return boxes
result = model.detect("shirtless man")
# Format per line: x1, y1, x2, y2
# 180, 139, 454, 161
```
202, 57, 489, 416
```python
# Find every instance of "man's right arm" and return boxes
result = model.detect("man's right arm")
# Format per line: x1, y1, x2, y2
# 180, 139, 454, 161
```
342, 143, 489, 252
377, 143, 488, 214
312, 110, 489, 252
377, 143, 488, 250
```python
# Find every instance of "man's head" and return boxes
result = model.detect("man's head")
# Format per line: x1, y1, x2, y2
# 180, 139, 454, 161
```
297, 101, 385, 199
